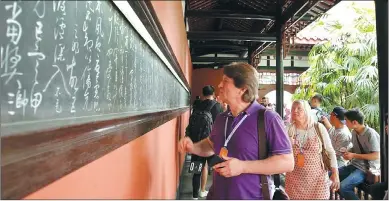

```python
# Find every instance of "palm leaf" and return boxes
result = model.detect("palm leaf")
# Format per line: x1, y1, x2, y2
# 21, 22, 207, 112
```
295, 5, 379, 129
361, 104, 380, 129
355, 65, 378, 80
355, 78, 376, 91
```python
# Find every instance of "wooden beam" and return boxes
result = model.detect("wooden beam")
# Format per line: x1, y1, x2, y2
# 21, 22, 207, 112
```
193, 62, 231, 69
283, 1, 321, 32
252, 0, 315, 58
192, 56, 248, 63
186, 10, 275, 20
257, 66, 308, 71
190, 43, 248, 50
187, 31, 276, 42
1, 107, 189, 199
217, 18, 224, 30
261, 48, 310, 56
192, 49, 246, 57
193, 64, 308, 71
129, 0, 191, 91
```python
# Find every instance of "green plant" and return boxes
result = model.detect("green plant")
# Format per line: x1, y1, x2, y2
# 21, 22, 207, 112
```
293, 3, 379, 130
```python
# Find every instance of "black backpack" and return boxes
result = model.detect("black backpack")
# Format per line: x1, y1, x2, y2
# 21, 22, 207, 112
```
186, 101, 217, 143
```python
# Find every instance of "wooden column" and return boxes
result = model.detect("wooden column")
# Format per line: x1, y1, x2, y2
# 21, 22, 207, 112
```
275, 0, 285, 116
248, 44, 254, 65
375, 0, 388, 183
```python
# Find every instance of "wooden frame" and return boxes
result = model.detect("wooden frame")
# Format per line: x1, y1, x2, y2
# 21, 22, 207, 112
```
1, 1, 190, 199
128, 1, 190, 91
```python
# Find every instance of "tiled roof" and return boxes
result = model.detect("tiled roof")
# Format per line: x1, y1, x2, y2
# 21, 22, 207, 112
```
293, 36, 328, 44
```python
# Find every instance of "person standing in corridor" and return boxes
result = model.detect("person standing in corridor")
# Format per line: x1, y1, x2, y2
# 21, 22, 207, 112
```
179, 62, 294, 199
187, 86, 223, 199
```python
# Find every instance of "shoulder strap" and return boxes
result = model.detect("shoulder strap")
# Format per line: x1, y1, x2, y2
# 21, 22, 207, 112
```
314, 123, 326, 152
204, 100, 217, 112
355, 134, 369, 167
355, 134, 366, 154
258, 109, 271, 200
258, 109, 268, 159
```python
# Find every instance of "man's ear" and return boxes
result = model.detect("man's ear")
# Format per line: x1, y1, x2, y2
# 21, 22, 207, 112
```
240, 87, 247, 95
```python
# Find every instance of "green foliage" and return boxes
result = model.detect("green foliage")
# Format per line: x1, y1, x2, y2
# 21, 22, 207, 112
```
293, 3, 380, 130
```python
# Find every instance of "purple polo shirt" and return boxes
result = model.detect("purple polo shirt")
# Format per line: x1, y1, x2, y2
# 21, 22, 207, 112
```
207, 101, 292, 200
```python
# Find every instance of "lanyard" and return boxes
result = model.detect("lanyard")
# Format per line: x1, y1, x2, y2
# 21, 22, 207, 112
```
295, 127, 309, 153
224, 114, 248, 147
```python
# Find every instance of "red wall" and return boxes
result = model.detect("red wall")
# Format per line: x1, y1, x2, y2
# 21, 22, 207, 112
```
24, 1, 191, 199
150, 0, 191, 179
151, 1, 192, 85
191, 68, 224, 101
25, 121, 180, 199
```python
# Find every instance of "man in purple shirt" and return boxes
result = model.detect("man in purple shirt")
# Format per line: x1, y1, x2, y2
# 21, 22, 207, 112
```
179, 62, 294, 199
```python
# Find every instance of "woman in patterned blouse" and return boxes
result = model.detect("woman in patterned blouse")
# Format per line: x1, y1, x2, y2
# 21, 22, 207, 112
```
285, 100, 340, 199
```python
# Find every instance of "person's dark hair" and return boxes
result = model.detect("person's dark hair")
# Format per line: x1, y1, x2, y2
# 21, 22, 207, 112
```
312, 94, 323, 103
202, 85, 215, 96
344, 109, 365, 125
223, 62, 259, 103
332, 106, 346, 121
195, 96, 200, 100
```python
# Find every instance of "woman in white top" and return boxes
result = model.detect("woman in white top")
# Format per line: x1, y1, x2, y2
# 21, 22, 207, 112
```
285, 100, 340, 199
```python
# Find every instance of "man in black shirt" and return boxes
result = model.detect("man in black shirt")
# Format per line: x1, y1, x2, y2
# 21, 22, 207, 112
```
195, 86, 223, 123
191, 85, 223, 199
192, 96, 202, 112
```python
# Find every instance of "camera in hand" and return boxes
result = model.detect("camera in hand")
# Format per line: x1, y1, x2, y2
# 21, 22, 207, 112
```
207, 154, 226, 168
312, 107, 328, 123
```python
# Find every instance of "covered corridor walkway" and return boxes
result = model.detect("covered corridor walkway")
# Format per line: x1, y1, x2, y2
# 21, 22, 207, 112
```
1, 0, 387, 199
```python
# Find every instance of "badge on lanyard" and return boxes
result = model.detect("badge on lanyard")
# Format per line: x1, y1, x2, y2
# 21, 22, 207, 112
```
219, 147, 228, 157
296, 129, 308, 168
221, 114, 248, 157
297, 152, 305, 167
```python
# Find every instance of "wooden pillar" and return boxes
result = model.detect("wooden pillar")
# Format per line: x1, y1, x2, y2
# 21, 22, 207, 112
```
248, 44, 254, 65
375, 0, 388, 183
275, 0, 285, 116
